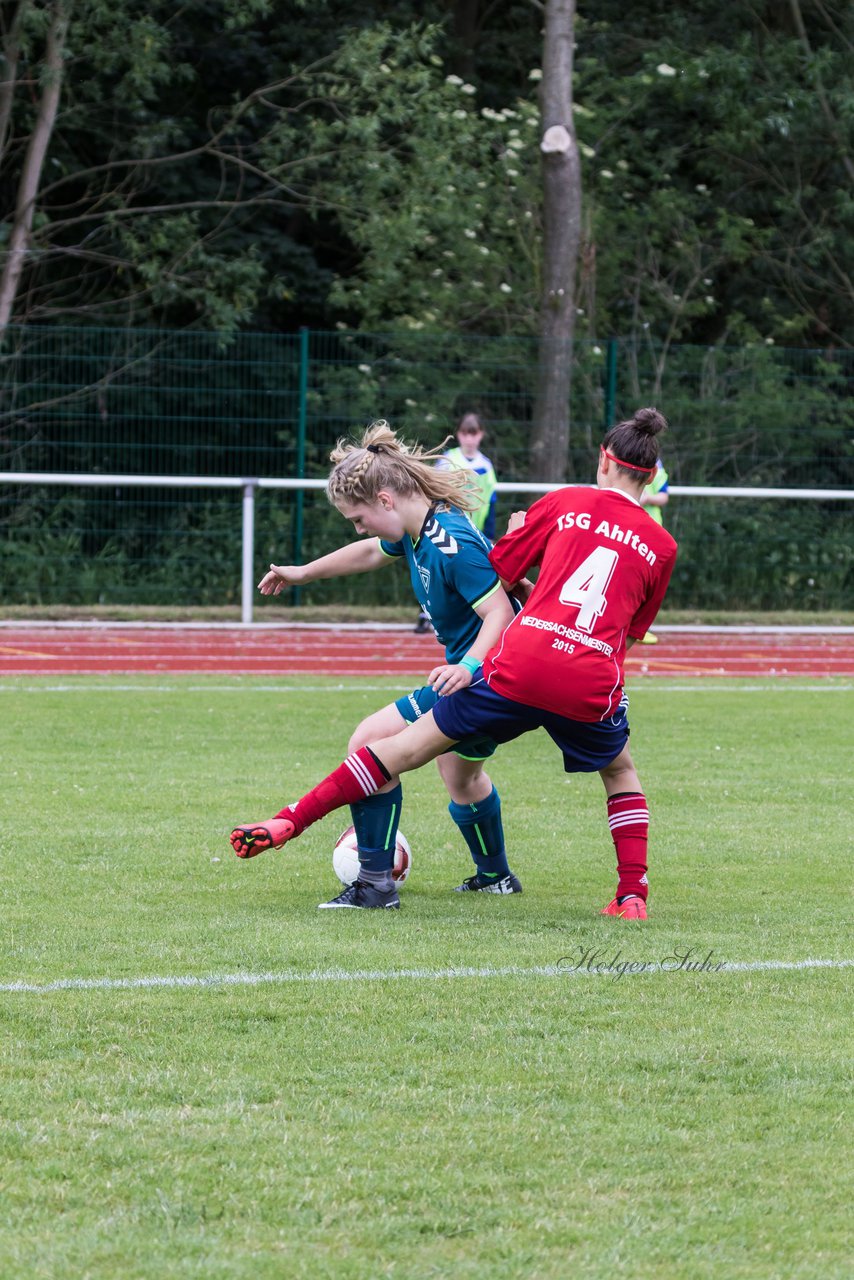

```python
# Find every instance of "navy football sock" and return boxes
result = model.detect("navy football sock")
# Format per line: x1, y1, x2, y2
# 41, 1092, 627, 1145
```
350, 783, 403, 875
448, 786, 510, 881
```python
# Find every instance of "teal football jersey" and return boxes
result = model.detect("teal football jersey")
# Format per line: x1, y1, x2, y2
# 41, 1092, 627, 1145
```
380, 504, 501, 663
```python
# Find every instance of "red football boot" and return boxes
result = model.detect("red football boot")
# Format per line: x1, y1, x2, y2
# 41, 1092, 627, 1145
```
600, 894, 648, 920
230, 816, 296, 858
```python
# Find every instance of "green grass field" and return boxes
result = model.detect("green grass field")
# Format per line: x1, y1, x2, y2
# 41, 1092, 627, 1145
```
1, 676, 852, 1279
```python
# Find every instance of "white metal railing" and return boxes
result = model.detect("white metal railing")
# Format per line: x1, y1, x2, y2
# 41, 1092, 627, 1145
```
1, 471, 852, 623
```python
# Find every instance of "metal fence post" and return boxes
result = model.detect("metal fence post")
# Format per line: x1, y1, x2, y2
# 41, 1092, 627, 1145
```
241, 481, 256, 624
292, 326, 309, 606
604, 337, 618, 429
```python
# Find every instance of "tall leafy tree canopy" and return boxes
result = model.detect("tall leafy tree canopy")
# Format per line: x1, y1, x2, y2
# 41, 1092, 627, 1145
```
0, 0, 851, 345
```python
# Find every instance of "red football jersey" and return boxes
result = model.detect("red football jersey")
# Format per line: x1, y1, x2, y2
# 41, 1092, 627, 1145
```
486, 486, 678, 722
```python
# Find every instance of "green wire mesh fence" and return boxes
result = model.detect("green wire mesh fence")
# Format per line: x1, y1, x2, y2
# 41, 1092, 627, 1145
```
1, 325, 852, 609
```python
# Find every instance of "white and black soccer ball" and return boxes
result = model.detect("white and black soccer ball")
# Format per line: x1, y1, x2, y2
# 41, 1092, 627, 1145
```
332, 826, 412, 887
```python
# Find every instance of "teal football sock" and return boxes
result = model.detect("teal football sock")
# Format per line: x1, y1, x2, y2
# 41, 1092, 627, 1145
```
350, 784, 403, 875
448, 786, 510, 881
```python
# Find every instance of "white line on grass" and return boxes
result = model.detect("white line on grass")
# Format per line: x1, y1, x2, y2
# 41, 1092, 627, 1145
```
0, 683, 851, 694
2, 957, 852, 995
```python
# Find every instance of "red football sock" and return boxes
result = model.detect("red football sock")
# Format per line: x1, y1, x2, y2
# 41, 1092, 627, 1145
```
607, 792, 649, 901
274, 747, 389, 836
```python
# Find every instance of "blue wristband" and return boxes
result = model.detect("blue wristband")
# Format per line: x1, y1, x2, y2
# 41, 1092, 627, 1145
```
459, 654, 481, 675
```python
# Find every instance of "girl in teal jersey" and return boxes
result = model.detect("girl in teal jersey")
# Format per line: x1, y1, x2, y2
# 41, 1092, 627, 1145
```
256, 420, 522, 909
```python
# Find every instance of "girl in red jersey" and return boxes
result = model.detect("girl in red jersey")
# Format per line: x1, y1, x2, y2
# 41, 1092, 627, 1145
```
231, 407, 678, 918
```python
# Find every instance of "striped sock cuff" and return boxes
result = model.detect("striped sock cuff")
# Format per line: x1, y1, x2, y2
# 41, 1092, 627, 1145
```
607, 792, 649, 833
347, 747, 390, 795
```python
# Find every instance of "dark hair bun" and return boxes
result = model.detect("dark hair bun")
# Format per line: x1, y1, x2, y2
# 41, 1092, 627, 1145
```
632, 407, 667, 437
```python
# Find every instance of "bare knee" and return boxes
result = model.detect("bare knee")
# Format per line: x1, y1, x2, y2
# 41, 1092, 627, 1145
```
436, 754, 492, 806
348, 704, 407, 756
599, 745, 641, 796
347, 722, 371, 754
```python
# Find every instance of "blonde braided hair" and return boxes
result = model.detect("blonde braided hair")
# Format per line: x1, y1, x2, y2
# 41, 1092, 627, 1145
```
326, 419, 479, 514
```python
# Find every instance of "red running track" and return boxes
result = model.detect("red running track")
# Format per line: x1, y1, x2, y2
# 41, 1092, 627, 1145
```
0, 625, 852, 678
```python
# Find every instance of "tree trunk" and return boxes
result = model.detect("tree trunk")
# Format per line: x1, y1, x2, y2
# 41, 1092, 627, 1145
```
529, 0, 581, 483
0, 1, 70, 334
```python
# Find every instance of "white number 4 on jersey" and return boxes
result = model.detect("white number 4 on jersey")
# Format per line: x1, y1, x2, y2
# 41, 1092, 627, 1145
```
559, 547, 619, 633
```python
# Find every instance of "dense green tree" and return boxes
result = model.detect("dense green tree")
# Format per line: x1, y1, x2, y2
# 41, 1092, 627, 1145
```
261, 22, 539, 336
1, 0, 850, 348
1, 0, 281, 331
1, 2, 524, 332
266, 0, 853, 354
571, 0, 854, 349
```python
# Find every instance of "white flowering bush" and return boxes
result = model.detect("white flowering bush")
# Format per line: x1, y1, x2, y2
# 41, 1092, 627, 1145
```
269, 24, 541, 333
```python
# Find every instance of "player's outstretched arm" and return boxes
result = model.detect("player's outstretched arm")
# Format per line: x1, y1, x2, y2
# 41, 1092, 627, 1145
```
258, 539, 388, 594
258, 565, 304, 594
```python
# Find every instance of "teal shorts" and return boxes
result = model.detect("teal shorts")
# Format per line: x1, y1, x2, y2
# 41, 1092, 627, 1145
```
395, 684, 498, 761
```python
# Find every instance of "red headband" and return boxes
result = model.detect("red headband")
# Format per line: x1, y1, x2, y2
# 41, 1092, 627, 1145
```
602, 448, 655, 475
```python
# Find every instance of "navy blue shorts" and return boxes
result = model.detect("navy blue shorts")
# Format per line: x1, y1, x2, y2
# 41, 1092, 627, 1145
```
431, 679, 629, 773
395, 684, 498, 761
